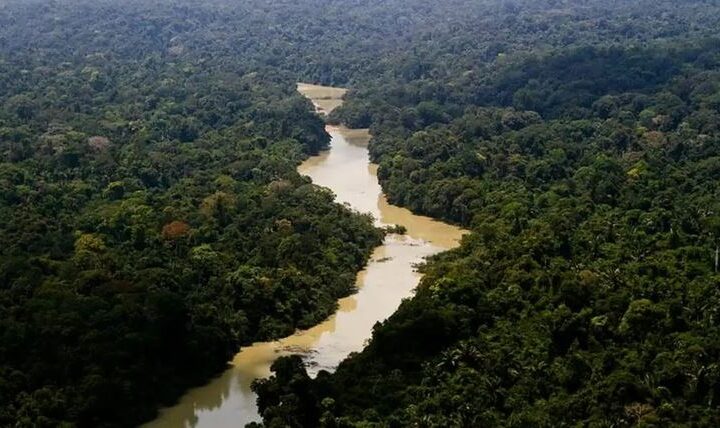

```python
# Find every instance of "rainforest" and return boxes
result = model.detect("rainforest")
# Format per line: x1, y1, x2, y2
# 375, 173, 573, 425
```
2, 0, 720, 427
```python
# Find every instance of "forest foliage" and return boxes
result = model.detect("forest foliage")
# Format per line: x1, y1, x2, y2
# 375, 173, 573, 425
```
3, 0, 720, 427
250, 1, 720, 427
0, 1, 386, 426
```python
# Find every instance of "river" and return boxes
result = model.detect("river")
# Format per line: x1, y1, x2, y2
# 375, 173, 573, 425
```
144, 83, 466, 428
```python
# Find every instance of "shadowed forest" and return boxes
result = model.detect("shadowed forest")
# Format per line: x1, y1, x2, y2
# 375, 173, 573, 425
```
2, 0, 720, 426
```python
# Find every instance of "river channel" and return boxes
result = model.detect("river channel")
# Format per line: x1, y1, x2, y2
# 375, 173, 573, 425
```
144, 83, 466, 428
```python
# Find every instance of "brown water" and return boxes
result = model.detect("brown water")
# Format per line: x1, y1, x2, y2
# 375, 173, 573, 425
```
296, 82, 347, 115
144, 84, 466, 428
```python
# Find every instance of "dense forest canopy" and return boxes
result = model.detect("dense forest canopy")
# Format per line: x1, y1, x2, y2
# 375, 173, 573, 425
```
0, 1, 388, 426
256, 1, 720, 428
2, 0, 720, 426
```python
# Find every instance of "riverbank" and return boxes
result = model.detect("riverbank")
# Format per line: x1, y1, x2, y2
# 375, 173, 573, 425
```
145, 84, 466, 427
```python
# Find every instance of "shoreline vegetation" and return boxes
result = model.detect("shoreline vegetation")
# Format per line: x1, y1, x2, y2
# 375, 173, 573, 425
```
149, 80, 466, 427
147, 82, 466, 427
0, 14, 384, 428
1, 0, 720, 427
263, 3, 720, 428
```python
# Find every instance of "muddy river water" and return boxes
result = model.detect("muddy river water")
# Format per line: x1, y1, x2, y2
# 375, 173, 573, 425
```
144, 83, 466, 428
